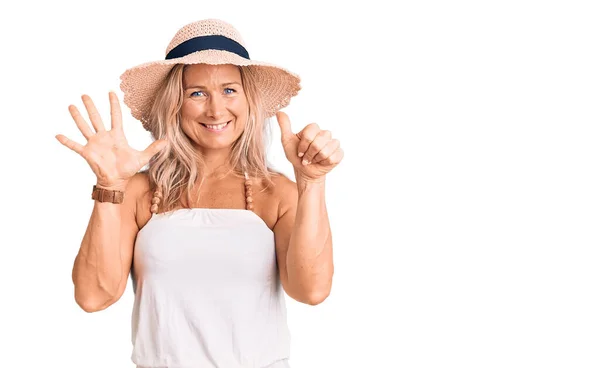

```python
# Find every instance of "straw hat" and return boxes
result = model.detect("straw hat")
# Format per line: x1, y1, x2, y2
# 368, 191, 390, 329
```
119, 19, 301, 131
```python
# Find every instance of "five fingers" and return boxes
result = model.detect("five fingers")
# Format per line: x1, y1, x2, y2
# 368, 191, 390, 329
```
66, 92, 123, 140
60, 95, 341, 168
59, 91, 124, 154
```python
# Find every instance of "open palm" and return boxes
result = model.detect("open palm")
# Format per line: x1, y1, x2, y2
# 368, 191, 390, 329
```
55, 92, 167, 188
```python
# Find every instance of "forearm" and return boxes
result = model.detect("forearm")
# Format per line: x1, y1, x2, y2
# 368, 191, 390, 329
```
286, 174, 334, 303
72, 197, 124, 311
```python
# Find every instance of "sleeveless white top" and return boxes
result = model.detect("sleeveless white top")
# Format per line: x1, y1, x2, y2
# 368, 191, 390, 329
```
130, 208, 291, 368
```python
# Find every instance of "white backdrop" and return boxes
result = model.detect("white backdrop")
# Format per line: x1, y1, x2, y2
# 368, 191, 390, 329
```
1, 0, 599, 367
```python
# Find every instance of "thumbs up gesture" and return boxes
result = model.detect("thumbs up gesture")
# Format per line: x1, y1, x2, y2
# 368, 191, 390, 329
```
276, 111, 344, 182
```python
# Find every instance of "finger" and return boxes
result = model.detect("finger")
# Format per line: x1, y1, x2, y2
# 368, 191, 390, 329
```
108, 91, 123, 132
81, 94, 106, 132
68, 105, 94, 140
55, 134, 84, 156
276, 111, 294, 141
139, 139, 168, 166
301, 129, 330, 164
319, 147, 344, 166
297, 123, 321, 160
312, 138, 340, 164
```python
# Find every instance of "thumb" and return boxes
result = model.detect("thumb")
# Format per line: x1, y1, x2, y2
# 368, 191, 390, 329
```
276, 111, 294, 141
140, 139, 168, 164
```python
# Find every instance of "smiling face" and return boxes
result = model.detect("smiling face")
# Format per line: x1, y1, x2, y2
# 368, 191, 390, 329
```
180, 64, 249, 152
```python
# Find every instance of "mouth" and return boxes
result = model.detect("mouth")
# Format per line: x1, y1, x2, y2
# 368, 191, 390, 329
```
200, 120, 231, 132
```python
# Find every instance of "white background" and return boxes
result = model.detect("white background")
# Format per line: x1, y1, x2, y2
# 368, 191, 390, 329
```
1, 0, 599, 367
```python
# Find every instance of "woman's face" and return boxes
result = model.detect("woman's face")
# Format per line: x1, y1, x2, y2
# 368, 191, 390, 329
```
180, 64, 249, 152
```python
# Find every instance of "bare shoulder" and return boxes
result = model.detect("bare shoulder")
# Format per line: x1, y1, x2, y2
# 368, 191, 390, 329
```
127, 171, 153, 228
268, 171, 298, 218
126, 171, 152, 199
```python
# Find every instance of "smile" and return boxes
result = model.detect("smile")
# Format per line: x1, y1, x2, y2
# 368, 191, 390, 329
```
200, 121, 231, 132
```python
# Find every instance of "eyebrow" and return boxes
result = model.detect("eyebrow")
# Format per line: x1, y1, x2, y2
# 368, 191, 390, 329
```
184, 82, 242, 90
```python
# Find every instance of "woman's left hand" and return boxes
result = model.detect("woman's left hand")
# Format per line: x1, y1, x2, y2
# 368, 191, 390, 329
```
276, 111, 344, 182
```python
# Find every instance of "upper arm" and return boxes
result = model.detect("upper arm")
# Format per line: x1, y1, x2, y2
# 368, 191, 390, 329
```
272, 174, 301, 302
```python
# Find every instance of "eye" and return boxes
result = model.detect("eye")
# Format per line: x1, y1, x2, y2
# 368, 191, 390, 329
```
190, 91, 206, 97
224, 88, 236, 95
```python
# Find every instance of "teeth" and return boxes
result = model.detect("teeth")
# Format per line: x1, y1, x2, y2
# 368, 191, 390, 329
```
205, 122, 228, 130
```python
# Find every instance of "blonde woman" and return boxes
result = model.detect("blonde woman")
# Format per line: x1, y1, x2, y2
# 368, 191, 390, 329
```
55, 19, 343, 368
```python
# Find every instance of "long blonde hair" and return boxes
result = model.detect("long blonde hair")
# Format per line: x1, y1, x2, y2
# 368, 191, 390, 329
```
141, 64, 275, 212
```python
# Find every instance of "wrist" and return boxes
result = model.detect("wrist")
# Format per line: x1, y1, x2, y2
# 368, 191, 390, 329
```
294, 169, 326, 185
95, 181, 129, 192
294, 174, 326, 196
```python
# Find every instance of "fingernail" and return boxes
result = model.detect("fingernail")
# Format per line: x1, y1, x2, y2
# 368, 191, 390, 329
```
302, 159, 308, 165
298, 152, 304, 157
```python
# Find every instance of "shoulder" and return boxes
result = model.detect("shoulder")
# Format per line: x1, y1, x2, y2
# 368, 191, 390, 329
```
128, 171, 153, 225
129, 171, 152, 196
268, 171, 298, 218
269, 171, 296, 193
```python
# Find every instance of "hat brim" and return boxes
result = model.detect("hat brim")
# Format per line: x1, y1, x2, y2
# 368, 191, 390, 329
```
119, 49, 301, 131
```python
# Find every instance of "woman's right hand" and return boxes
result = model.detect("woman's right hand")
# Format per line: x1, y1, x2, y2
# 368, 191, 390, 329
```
55, 91, 168, 190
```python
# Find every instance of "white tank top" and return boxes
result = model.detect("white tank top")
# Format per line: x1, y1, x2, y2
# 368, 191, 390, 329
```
130, 208, 291, 368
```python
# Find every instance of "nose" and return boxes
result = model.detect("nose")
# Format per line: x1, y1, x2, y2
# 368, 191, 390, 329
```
206, 94, 226, 120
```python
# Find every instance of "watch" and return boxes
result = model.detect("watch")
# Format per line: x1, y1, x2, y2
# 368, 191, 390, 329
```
91, 184, 125, 204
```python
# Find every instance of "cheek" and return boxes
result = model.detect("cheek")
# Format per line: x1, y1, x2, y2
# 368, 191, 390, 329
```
229, 96, 249, 117
181, 101, 202, 119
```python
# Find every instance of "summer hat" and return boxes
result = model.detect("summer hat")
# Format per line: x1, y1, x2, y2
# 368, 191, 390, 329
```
119, 19, 301, 131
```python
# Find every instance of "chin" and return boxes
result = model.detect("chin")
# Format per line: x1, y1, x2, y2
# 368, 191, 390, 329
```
197, 133, 243, 151
198, 141, 235, 151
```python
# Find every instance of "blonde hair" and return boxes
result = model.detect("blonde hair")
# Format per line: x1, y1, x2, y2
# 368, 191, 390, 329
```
141, 64, 275, 213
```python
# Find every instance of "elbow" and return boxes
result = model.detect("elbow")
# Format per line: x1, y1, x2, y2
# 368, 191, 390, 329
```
304, 288, 331, 306
75, 298, 100, 313
76, 296, 114, 313
77, 300, 102, 313
73, 274, 122, 313
286, 268, 334, 306
287, 286, 331, 306
305, 271, 334, 306
74, 288, 116, 313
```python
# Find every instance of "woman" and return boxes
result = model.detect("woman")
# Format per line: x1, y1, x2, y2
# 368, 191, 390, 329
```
56, 19, 343, 368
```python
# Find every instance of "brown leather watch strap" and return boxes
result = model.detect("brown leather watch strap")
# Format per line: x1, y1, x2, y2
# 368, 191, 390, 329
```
92, 185, 125, 204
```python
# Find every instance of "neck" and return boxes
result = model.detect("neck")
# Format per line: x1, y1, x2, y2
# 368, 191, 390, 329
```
198, 147, 235, 178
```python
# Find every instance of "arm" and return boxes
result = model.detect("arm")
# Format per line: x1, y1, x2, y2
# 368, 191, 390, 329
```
273, 111, 344, 306
273, 173, 333, 306
72, 173, 144, 312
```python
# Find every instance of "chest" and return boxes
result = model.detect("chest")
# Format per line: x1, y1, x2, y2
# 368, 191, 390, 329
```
133, 210, 277, 286
136, 178, 280, 231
